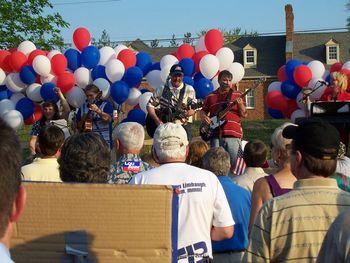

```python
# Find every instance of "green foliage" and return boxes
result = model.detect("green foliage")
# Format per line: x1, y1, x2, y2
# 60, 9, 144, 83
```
150, 39, 159, 48
97, 29, 111, 48
0, 0, 69, 50
183, 32, 194, 45
170, 34, 179, 47
197, 27, 258, 44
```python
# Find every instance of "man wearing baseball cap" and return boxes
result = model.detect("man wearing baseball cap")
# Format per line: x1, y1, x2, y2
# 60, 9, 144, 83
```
244, 119, 350, 262
130, 123, 234, 262
146, 64, 197, 141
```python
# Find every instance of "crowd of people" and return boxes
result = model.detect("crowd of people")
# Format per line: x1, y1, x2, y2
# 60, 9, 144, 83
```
1, 64, 350, 262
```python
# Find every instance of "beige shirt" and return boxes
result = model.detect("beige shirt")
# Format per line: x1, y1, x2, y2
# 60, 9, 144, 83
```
244, 178, 350, 263
231, 167, 267, 193
21, 158, 62, 182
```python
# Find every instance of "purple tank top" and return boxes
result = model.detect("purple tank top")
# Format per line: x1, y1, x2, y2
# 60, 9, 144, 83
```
265, 174, 292, 197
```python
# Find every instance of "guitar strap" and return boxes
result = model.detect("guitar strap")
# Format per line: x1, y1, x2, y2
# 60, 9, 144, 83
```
218, 88, 234, 142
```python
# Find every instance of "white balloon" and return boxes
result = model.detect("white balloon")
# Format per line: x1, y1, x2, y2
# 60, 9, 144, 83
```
2, 110, 24, 130
99, 46, 116, 66
93, 78, 110, 99
296, 91, 307, 111
291, 109, 306, 123
0, 99, 15, 116
228, 62, 245, 84
65, 86, 86, 108
195, 36, 207, 53
105, 59, 125, 82
5, 73, 26, 92
17, 40, 36, 56
10, 93, 25, 105
0, 68, 6, 85
74, 67, 91, 89
211, 75, 220, 90
307, 60, 325, 79
267, 81, 282, 93
139, 92, 153, 113
114, 44, 128, 57
307, 78, 327, 101
199, 54, 219, 79
47, 50, 62, 60
26, 83, 43, 102
127, 88, 142, 105
32, 55, 51, 77
342, 61, 350, 70
216, 47, 234, 71
160, 64, 172, 83
146, 70, 163, 90
160, 54, 178, 70
40, 73, 57, 84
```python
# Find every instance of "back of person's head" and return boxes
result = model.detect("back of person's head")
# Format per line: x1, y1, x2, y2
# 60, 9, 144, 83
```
331, 71, 348, 93
38, 125, 65, 156
115, 122, 144, 151
58, 133, 111, 183
243, 139, 267, 167
0, 119, 22, 238
153, 123, 188, 163
283, 119, 339, 177
202, 147, 230, 176
271, 122, 294, 167
186, 140, 209, 168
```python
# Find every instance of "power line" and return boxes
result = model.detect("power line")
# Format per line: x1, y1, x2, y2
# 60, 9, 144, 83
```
52, 0, 120, 6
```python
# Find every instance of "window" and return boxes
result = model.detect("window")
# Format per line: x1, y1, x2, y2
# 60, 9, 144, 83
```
325, 39, 339, 65
246, 51, 255, 63
245, 89, 255, 109
243, 44, 257, 68
328, 46, 338, 60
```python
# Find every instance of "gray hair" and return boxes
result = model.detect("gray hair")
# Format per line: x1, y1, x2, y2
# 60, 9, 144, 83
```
115, 122, 145, 150
202, 147, 230, 176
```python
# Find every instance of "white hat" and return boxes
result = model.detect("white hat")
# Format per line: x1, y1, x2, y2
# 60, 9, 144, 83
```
153, 123, 188, 151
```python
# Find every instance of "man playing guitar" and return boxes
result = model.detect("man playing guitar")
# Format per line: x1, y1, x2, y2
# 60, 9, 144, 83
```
147, 64, 197, 141
200, 70, 247, 171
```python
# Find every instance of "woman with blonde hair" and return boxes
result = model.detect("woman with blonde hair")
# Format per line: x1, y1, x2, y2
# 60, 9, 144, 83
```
248, 123, 297, 233
186, 139, 209, 168
320, 71, 350, 101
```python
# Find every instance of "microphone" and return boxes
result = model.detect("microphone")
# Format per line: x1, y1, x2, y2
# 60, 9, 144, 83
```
317, 80, 329, 86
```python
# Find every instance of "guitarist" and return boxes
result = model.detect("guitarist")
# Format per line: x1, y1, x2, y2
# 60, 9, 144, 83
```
147, 64, 196, 141
76, 84, 114, 149
200, 70, 247, 171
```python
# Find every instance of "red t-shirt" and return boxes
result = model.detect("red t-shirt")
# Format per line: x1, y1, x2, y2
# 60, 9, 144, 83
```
320, 87, 350, 101
202, 88, 244, 138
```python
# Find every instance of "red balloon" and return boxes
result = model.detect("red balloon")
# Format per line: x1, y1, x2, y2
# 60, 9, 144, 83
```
117, 49, 136, 70
277, 65, 287, 82
176, 44, 195, 60
24, 104, 42, 125
283, 99, 298, 119
330, 62, 343, 73
266, 91, 288, 111
51, 54, 68, 75
293, 65, 312, 87
192, 51, 209, 72
9, 51, 27, 72
28, 49, 46, 65
56, 71, 75, 93
73, 27, 91, 51
0, 50, 12, 72
204, 29, 224, 54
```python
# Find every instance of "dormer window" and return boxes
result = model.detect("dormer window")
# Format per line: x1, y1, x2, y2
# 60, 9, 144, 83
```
325, 39, 339, 65
243, 44, 257, 68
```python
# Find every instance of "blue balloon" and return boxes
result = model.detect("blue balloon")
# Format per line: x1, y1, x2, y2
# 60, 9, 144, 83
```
40, 82, 59, 102
142, 63, 152, 76
0, 90, 9, 100
285, 59, 302, 80
64, 48, 82, 71
15, 97, 35, 119
179, 58, 195, 77
194, 78, 214, 99
6, 89, 13, 98
193, 72, 205, 81
140, 89, 149, 94
281, 80, 301, 99
325, 74, 331, 84
150, 62, 161, 71
124, 67, 143, 88
183, 76, 194, 86
81, 46, 100, 69
136, 52, 152, 75
268, 108, 284, 119
127, 108, 146, 126
19, 65, 37, 85
0, 85, 7, 92
91, 65, 107, 80
110, 80, 129, 104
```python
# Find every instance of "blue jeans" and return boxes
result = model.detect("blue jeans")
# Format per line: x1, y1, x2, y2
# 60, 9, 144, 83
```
211, 137, 241, 170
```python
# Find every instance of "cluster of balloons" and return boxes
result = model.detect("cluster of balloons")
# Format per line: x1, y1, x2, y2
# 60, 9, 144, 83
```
0, 27, 245, 129
266, 59, 350, 122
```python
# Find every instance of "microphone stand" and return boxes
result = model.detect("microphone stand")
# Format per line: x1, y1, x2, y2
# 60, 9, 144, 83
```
299, 81, 327, 118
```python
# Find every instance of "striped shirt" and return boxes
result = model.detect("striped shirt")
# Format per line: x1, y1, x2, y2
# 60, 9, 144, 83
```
244, 178, 350, 263
202, 88, 244, 138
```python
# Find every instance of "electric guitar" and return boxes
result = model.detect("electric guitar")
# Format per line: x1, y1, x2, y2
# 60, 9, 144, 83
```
200, 78, 265, 141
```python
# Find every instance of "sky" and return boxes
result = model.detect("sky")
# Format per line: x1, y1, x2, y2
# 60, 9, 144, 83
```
48, 0, 350, 44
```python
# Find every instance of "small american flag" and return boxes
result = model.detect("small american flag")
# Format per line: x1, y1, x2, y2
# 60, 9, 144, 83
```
232, 144, 246, 176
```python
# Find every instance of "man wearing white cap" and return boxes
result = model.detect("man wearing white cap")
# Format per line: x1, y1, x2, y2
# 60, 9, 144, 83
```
130, 122, 234, 263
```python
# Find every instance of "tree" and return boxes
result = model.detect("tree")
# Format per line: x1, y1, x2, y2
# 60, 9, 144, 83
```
150, 39, 159, 48
0, 0, 69, 50
183, 32, 194, 45
197, 27, 258, 44
97, 29, 111, 48
170, 34, 179, 47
